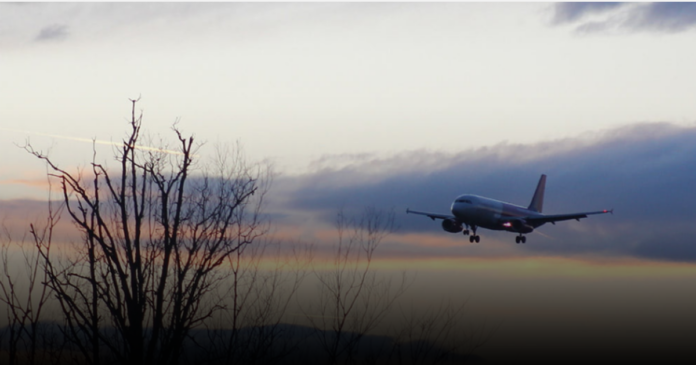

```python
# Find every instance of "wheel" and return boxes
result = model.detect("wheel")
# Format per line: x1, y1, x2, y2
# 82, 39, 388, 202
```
522, 236, 526, 244
475, 235, 480, 243
469, 235, 474, 243
515, 236, 520, 244
463, 230, 469, 235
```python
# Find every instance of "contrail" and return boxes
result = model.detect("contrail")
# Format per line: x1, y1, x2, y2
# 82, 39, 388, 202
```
1, 127, 186, 156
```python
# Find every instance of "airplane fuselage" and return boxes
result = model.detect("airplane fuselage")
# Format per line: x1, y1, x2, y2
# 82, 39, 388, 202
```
451, 194, 543, 234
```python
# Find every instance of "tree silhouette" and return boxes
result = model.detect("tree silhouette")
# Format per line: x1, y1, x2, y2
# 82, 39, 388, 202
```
306, 207, 410, 365
0, 209, 58, 365
24, 99, 270, 365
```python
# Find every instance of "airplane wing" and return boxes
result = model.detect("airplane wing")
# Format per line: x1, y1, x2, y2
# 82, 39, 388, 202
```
406, 208, 455, 221
525, 209, 613, 225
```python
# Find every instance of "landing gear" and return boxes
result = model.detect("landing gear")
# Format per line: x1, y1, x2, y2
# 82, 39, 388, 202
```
515, 235, 527, 244
468, 226, 480, 243
463, 224, 470, 236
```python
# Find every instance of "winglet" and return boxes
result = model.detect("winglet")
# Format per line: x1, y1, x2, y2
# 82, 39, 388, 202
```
528, 174, 546, 213
406, 208, 411, 214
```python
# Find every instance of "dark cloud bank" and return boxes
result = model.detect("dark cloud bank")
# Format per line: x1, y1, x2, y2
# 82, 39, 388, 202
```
552, 2, 696, 34
273, 122, 696, 262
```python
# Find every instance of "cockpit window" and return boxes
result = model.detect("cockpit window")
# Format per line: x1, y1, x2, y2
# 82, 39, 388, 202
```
456, 199, 472, 204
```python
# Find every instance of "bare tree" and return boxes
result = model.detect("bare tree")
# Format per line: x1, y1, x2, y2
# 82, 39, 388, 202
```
0, 199, 62, 365
197, 239, 310, 365
306, 207, 410, 365
24, 99, 270, 365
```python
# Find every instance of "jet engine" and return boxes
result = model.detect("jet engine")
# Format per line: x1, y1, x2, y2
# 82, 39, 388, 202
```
441, 219, 463, 233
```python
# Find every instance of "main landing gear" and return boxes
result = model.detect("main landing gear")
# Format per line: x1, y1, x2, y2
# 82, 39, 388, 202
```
515, 235, 526, 244
464, 225, 480, 243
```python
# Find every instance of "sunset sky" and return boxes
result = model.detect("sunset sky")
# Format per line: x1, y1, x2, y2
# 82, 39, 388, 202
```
2, 2, 696, 362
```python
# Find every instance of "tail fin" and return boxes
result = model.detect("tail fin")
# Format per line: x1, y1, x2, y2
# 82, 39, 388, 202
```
528, 174, 546, 213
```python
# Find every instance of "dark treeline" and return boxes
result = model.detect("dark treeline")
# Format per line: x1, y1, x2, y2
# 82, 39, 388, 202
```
0, 322, 485, 365
1, 100, 485, 365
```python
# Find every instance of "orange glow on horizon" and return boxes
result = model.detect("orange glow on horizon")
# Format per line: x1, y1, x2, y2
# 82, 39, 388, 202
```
365, 255, 696, 279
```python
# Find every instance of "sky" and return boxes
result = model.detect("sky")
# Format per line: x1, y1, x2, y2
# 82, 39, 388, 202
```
2, 2, 696, 363
3, 2, 696, 176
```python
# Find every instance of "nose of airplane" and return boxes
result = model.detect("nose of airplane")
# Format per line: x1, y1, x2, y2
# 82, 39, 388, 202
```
450, 201, 462, 215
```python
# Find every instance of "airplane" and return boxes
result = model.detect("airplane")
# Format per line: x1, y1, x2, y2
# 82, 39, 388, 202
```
406, 174, 612, 244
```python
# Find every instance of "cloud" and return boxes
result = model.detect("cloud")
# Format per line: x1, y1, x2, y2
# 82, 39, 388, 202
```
627, 2, 696, 32
5, 122, 696, 263
269, 122, 696, 262
4, 3, 372, 49
0, 199, 78, 247
551, 2, 625, 25
35, 24, 69, 42
552, 2, 696, 34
